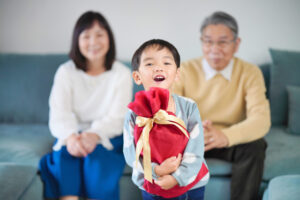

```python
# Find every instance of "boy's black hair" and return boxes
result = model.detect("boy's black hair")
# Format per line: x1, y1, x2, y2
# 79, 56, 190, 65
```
131, 39, 180, 71
69, 11, 116, 72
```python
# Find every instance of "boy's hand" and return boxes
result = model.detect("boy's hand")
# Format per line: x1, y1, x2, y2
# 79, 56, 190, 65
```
155, 153, 182, 176
155, 175, 178, 190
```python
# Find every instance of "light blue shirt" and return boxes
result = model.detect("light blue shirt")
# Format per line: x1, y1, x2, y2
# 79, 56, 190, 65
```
123, 94, 209, 191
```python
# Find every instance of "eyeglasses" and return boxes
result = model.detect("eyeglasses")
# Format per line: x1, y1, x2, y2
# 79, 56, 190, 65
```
201, 38, 236, 48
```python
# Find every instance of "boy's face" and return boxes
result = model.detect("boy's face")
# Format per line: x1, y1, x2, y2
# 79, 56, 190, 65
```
132, 46, 180, 91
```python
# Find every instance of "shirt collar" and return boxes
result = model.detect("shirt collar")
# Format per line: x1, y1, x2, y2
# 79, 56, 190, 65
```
202, 58, 234, 81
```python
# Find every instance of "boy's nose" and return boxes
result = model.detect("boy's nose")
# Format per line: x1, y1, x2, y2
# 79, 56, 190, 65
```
154, 65, 163, 72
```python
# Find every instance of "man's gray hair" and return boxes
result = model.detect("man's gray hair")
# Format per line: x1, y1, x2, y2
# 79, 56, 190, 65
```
200, 11, 239, 39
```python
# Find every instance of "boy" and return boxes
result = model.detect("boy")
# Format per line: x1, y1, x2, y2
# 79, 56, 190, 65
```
123, 39, 209, 200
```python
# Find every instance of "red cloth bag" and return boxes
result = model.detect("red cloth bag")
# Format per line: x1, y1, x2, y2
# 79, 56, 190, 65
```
128, 87, 208, 198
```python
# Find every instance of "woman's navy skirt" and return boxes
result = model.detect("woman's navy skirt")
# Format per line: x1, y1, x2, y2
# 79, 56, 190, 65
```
39, 135, 125, 200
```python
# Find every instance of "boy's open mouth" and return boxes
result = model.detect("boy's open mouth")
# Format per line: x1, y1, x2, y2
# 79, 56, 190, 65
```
154, 75, 165, 82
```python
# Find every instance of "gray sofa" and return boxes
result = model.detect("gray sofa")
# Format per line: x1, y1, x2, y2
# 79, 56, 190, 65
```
0, 54, 141, 200
1, 52, 299, 200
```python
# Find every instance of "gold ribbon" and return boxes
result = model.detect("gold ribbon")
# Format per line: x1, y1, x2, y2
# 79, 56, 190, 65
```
135, 109, 189, 182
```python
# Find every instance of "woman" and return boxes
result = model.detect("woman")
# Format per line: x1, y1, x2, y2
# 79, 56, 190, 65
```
39, 11, 132, 200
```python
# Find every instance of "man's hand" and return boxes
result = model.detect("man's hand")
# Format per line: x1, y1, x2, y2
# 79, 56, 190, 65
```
155, 175, 178, 190
66, 133, 88, 157
80, 132, 100, 154
203, 120, 229, 151
155, 154, 182, 176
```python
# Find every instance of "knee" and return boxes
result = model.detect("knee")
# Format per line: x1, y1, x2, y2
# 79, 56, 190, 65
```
236, 139, 267, 159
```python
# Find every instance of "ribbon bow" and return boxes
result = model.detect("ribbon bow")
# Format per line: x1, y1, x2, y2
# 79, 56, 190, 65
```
135, 109, 189, 182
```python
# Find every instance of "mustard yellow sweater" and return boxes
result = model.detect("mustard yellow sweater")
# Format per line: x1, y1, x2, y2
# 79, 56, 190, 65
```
172, 57, 271, 147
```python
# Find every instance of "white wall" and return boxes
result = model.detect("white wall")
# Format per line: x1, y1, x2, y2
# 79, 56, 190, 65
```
0, 0, 300, 65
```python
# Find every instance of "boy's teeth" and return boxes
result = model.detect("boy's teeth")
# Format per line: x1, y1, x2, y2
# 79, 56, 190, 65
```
154, 76, 165, 81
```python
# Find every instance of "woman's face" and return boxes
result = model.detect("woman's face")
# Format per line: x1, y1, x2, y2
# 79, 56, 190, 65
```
79, 21, 110, 62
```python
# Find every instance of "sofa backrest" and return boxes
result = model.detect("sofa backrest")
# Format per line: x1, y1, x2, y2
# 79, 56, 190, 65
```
121, 61, 144, 96
0, 54, 68, 124
259, 63, 271, 99
0, 53, 271, 124
0, 54, 142, 124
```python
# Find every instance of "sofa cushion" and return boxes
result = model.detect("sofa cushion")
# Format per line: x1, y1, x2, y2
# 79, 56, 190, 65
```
269, 49, 300, 125
0, 163, 38, 200
0, 124, 54, 166
0, 54, 68, 123
263, 175, 300, 200
287, 85, 300, 135
263, 127, 300, 181
206, 159, 232, 176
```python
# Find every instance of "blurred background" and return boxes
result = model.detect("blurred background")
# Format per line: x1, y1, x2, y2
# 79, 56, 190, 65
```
1, 1, 300, 200
1, 0, 300, 64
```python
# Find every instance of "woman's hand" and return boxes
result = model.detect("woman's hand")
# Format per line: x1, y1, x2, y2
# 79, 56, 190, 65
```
66, 134, 88, 157
80, 132, 101, 154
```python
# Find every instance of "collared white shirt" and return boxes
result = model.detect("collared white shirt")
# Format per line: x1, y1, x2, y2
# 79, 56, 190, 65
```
202, 58, 234, 81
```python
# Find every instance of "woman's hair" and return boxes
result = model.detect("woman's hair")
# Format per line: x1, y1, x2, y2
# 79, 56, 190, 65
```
131, 39, 180, 71
69, 11, 116, 71
200, 11, 239, 40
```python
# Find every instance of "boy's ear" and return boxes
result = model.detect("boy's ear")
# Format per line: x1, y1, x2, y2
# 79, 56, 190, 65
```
132, 71, 142, 85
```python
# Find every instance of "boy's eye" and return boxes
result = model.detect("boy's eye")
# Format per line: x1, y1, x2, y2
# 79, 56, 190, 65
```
164, 62, 171, 65
145, 63, 153, 66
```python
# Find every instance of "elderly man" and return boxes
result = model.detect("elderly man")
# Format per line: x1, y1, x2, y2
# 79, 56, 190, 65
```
172, 11, 271, 200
